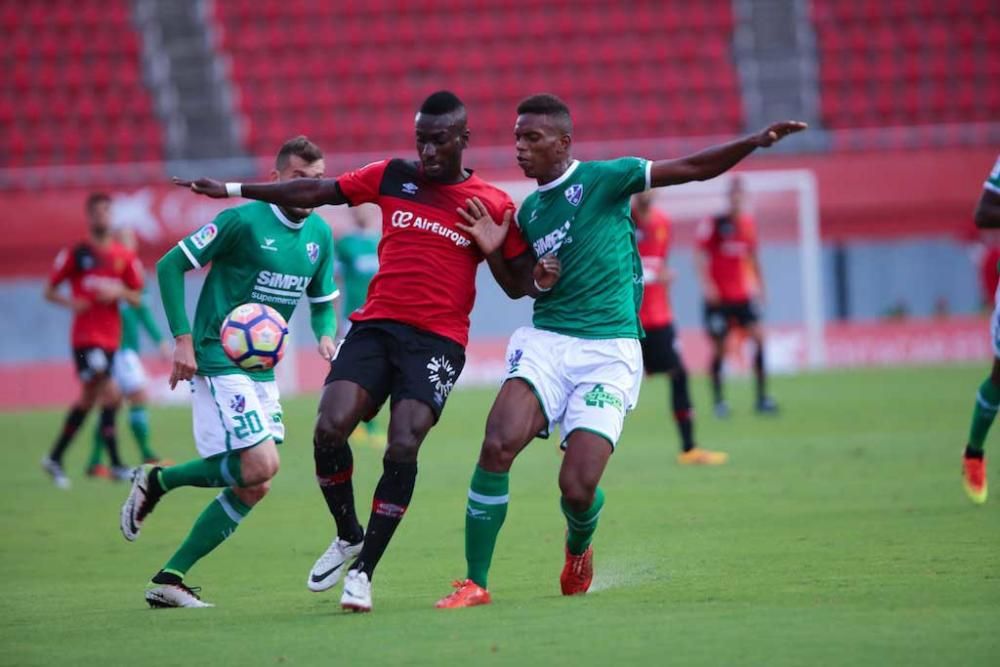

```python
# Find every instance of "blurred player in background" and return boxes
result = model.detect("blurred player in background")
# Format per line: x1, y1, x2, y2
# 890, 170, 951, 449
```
41, 193, 144, 488
120, 137, 338, 608
632, 191, 727, 465
172, 92, 555, 613
87, 226, 171, 478
962, 154, 1000, 504
695, 177, 778, 418
335, 207, 386, 447
436, 94, 804, 608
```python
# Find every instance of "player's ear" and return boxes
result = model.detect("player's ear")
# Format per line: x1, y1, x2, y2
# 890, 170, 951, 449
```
559, 132, 572, 154
270, 169, 280, 182
460, 127, 470, 150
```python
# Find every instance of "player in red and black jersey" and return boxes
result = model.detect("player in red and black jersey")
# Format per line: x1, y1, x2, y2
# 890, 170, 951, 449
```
695, 177, 777, 417
42, 193, 144, 488
176, 91, 559, 611
633, 192, 727, 465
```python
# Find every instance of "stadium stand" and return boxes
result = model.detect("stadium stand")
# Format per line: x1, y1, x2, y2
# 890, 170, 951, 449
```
813, 0, 1000, 129
0, 0, 163, 167
212, 0, 744, 155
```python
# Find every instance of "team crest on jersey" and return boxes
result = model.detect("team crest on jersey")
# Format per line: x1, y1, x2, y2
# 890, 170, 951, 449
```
564, 183, 583, 206
306, 242, 319, 264
229, 394, 246, 414
402, 182, 419, 196
190, 223, 218, 249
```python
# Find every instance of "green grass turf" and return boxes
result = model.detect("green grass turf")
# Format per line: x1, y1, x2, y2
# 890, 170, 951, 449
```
2, 364, 999, 666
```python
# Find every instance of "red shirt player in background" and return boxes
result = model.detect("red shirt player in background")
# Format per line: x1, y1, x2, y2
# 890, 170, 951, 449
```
695, 176, 778, 418
41, 193, 144, 488
634, 192, 727, 465
175, 91, 560, 612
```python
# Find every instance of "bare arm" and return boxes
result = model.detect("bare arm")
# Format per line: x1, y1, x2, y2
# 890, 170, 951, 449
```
694, 249, 718, 304
172, 176, 348, 208
975, 189, 1000, 229
43, 283, 87, 312
749, 251, 766, 303
649, 121, 807, 188
485, 250, 561, 299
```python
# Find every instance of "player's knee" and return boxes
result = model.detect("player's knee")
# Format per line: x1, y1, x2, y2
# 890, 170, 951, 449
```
241, 445, 280, 486
233, 481, 270, 506
559, 478, 596, 513
314, 410, 351, 449
384, 436, 420, 463
479, 430, 517, 472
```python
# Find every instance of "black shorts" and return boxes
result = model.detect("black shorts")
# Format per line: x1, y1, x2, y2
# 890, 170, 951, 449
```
73, 346, 115, 383
325, 319, 466, 422
640, 324, 684, 374
703, 300, 760, 339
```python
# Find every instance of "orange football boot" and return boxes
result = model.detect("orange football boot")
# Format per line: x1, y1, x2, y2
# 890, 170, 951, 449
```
560, 546, 594, 595
435, 579, 492, 609
963, 453, 987, 504
677, 448, 729, 465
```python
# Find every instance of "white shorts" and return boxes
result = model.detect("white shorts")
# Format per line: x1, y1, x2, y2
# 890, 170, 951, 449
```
111, 349, 148, 395
190, 374, 284, 459
503, 326, 643, 448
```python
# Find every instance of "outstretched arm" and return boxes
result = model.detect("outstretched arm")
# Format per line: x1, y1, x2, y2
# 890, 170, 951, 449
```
172, 176, 348, 208
649, 121, 807, 188
485, 250, 561, 299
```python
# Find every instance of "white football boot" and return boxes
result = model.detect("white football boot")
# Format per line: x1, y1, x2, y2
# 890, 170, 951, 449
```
120, 464, 161, 541
145, 582, 214, 608
340, 570, 372, 612
307, 537, 363, 592
41, 457, 71, 489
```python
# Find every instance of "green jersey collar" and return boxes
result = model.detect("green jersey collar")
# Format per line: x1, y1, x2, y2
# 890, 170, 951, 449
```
536, 160, 580, 193
269, 204, 305, 230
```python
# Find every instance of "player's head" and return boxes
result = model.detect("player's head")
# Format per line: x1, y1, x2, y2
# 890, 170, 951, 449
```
414, 90, 469, 182
272, 136, 325, 219
85, 192, 112, 238
632, 191, 654, 218
728, 176, 745, 214
514, 93, 573, 181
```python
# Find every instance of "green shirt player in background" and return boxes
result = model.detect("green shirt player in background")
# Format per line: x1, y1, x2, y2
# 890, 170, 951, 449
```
119, 137, 339, 608
962, 154, 1000, 504
335, 207, 386, 447
87, 226, 172, 477
437, 94, 806, 608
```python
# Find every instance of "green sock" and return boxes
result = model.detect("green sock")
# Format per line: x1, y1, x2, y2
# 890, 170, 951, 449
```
464, 466, 509, 589
159, 452, 244, 491
968, 377, 1000, 452
163, 488, 252, 576
561, 487, 605, 556
129, 405, 156, 460
365, 418, 380, 435
87, 425, 104, 468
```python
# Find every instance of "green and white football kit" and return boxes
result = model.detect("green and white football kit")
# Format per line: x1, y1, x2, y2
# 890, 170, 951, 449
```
986, 156, 1000, 356
173, 202, 338, 457
506, 158, 650, 447
335, 230, 379, 326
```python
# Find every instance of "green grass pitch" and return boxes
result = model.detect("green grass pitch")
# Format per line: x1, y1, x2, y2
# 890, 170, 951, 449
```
2, 364, 998, 666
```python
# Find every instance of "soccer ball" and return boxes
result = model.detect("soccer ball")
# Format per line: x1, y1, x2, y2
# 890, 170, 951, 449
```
219, 303, 288, 371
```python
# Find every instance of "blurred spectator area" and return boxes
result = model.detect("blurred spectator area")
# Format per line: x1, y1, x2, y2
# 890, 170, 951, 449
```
212, 0, 743, 154
813, 0, 1000, 128
0, 0, 163, 167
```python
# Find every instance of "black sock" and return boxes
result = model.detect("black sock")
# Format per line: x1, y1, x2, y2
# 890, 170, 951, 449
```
151, 569, 183, 585
754, 345, 766, 402
670, 368, 696, 452
965, 446, 985, 460
49, 406, 87, 462
315, 439, 364, 544
99, 407, 123, 467
710, 354, 724, 404
352, 458, 417, 579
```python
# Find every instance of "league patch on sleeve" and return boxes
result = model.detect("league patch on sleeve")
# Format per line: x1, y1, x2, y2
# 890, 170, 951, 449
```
190, 223, 218, 249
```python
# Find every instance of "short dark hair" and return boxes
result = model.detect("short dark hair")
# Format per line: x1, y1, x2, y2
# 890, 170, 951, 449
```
419, 90, 465, 116
276, 135, 323, 170
85, 192, 110, 213
517, 93, 573, 131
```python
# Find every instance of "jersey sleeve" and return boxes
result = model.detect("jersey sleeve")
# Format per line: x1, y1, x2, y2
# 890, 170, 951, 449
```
741, 215, 759, 251
176, 208, 243, 269
491, 194, 528, 259
47, 247, 73, 287
694, 218, 714, 251
598, 157, 652, 198
336, 160, 390, 206
307, 232, 340, 305
121, 253, 144, 290
985, 155, 1000, 195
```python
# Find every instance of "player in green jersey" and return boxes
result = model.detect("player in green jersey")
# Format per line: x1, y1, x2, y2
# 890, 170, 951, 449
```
335, 208, 386, 447
962, 154, 1000, 504
87, 227, 171, 478
119, 137, 339, 608
437, 94, 805, 608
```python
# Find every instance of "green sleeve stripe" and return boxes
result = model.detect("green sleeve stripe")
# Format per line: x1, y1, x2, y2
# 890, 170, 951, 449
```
986, 180, 1000, 195
177, 240, 201, 269
643, 159, 652, 191
308, 289, 340, 304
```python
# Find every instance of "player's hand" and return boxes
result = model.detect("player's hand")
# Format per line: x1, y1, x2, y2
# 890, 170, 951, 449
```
532, 254, 561, 292
317, 336, 337, 362
93, 281, 125, 303
755, 121, 808, 148
172, 177, 227, 198
169, 334, 197, 389
70, 297, 91, 313
703, 284, 720, 304
455, 198, 510, 255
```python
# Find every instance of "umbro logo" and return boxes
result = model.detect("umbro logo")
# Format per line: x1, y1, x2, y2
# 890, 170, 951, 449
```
402, 182, 418, 195
260, 238, 277, 252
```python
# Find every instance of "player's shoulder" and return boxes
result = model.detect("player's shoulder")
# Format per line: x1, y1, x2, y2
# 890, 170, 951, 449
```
465, 173, 514, 209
